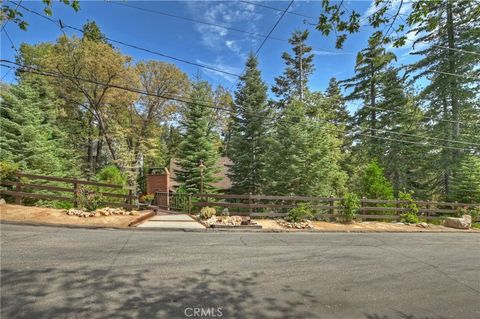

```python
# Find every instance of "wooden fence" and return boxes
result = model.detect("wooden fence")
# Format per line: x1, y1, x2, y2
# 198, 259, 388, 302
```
191, 193, 480, 221
0, 172, 137, 209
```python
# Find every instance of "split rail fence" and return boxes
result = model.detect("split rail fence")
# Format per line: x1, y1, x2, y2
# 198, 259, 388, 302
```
186, 193, 479, 221
0, 172, 136, 209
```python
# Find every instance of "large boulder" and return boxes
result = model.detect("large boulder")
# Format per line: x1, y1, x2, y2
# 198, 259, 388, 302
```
444, 215, 472, 229
0, 198, 6, 205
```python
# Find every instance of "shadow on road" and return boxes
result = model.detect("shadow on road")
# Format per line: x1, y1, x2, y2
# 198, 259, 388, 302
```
1, 267, 317, 318
365, 311, 449, 319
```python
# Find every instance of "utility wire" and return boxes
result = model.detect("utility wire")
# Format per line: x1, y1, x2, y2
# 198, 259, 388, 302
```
109, 1, 347, 56
8, 1, 241, 78
2, 60, 478, 152
240, 1, 315, 20
229, 0, 294, 92
1, 28, 19, 54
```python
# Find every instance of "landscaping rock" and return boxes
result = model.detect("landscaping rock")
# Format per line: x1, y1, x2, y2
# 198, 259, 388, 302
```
276, 219, 314, 229
0, 198, 6, 205
417, 222, 429, 228
444, 215, 472, 229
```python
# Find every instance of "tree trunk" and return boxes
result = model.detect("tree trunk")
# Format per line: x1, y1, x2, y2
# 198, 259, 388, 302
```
446, 0, 460, 140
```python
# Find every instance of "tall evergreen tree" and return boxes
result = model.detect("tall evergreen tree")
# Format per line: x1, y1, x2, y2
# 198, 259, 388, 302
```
341, 32, 396, 157
407, 0, 480, 199
228, 54, 270, 195
323, 77, 350, 126
0, 78, 78, 176
175, 80, 219, 193
272, 29, 314, 107
266, 95, 347, 196
450, 155, 480, 203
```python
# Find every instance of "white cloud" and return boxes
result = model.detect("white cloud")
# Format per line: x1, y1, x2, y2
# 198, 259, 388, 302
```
184, 1, 263, 56
196, 58, 242, 83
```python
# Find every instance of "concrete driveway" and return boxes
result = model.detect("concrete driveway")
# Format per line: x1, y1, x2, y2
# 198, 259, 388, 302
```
1, 224, 479, 319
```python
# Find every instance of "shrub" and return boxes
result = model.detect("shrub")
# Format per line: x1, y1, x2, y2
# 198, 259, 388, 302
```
401, 212, 420, 224
468, 207, 480, 221
0, 161, 19, 180
141, 193, 155, 203
77, 186, 104, 212
455, 207, 469, 217
399, 190, 419, 224
287, 202, 314, 223
200, 206, 216, 219
340, 193, 360, 223
359, 161, 394, 199
95, 165, 126, 185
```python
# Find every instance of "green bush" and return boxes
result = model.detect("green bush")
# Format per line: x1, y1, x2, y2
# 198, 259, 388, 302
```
340, 193, 360, 223
455, 207, 469, 217
287, 202, 314, 223
141, 194, 155, 203
0, 161, 19, 180
468, 207, 480, 221
359, 161, 394, 199
401, 212, 420, 224
95, 165, 126, 185
77, 186, 104, 212
398, 190, 419, 224
200, 206, 216, 219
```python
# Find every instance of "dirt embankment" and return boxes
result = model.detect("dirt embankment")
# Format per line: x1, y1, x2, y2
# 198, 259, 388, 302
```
255, 219, 480, 232
0, 204, 149, 228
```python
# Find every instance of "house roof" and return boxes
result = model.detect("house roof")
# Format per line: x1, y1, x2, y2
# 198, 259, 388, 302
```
169, 157, 232, 190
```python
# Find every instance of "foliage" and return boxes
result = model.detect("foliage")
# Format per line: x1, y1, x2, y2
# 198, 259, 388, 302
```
76, 186, 104, 212
266, 95, 346, 196
1, 0, 80, 30
287, 202, 314, 223
199, 206, 216, 220
228, 54, 270, 195
272, 29, 314, 108
450, 156, 480, 203
359, 161, 394, 199
340, 193, 360, 223
399, 191, 419, 224
0, 78, 79, 176
174, 79, 220, 193
0, 161, 19, 180
141, 194, 154, 203
95, 165, 126, 186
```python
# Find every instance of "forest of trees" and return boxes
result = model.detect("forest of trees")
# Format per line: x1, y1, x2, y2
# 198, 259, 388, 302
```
1, 1, 479, 203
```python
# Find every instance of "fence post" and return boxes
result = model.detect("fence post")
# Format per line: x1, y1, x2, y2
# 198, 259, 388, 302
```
329, 195, 335, 216
128, 189, 133, 205
188, 193, 192, 213
15, 180, 22, 205
360, 197, 366, 222
73, 182, 79, 208
425, 202, 430, 222
248, 193, 253, 215
396, 199, 401, 221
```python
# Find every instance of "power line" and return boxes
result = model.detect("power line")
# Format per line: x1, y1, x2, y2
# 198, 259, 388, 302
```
230, 0, 294, 92
1, 29, 19, 54
8, 1, 241, 78
240, 1, 315, 20
109, 1, 346, 56
2, 60, 478, 152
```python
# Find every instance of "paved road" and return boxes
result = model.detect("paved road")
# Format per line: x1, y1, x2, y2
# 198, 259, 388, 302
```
1, 224, 479, 319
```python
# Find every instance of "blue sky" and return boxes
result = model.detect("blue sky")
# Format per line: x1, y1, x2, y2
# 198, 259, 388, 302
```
1, 1, 421, 112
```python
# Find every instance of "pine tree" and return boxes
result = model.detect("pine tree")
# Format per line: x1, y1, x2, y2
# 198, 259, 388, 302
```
323, 77, 349, 126
228, 54, 270, 195
272, 29, 314, 107
374, 68, 427, 197
450, 155, 480, 203
266, 95, 347, 196
407, 0, 480, 199
341, 31, 396, 157
0, 78, 78, 175
174, 79, 219, 193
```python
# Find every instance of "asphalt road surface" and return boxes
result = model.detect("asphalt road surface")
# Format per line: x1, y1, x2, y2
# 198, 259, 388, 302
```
1, 224, 479, 319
